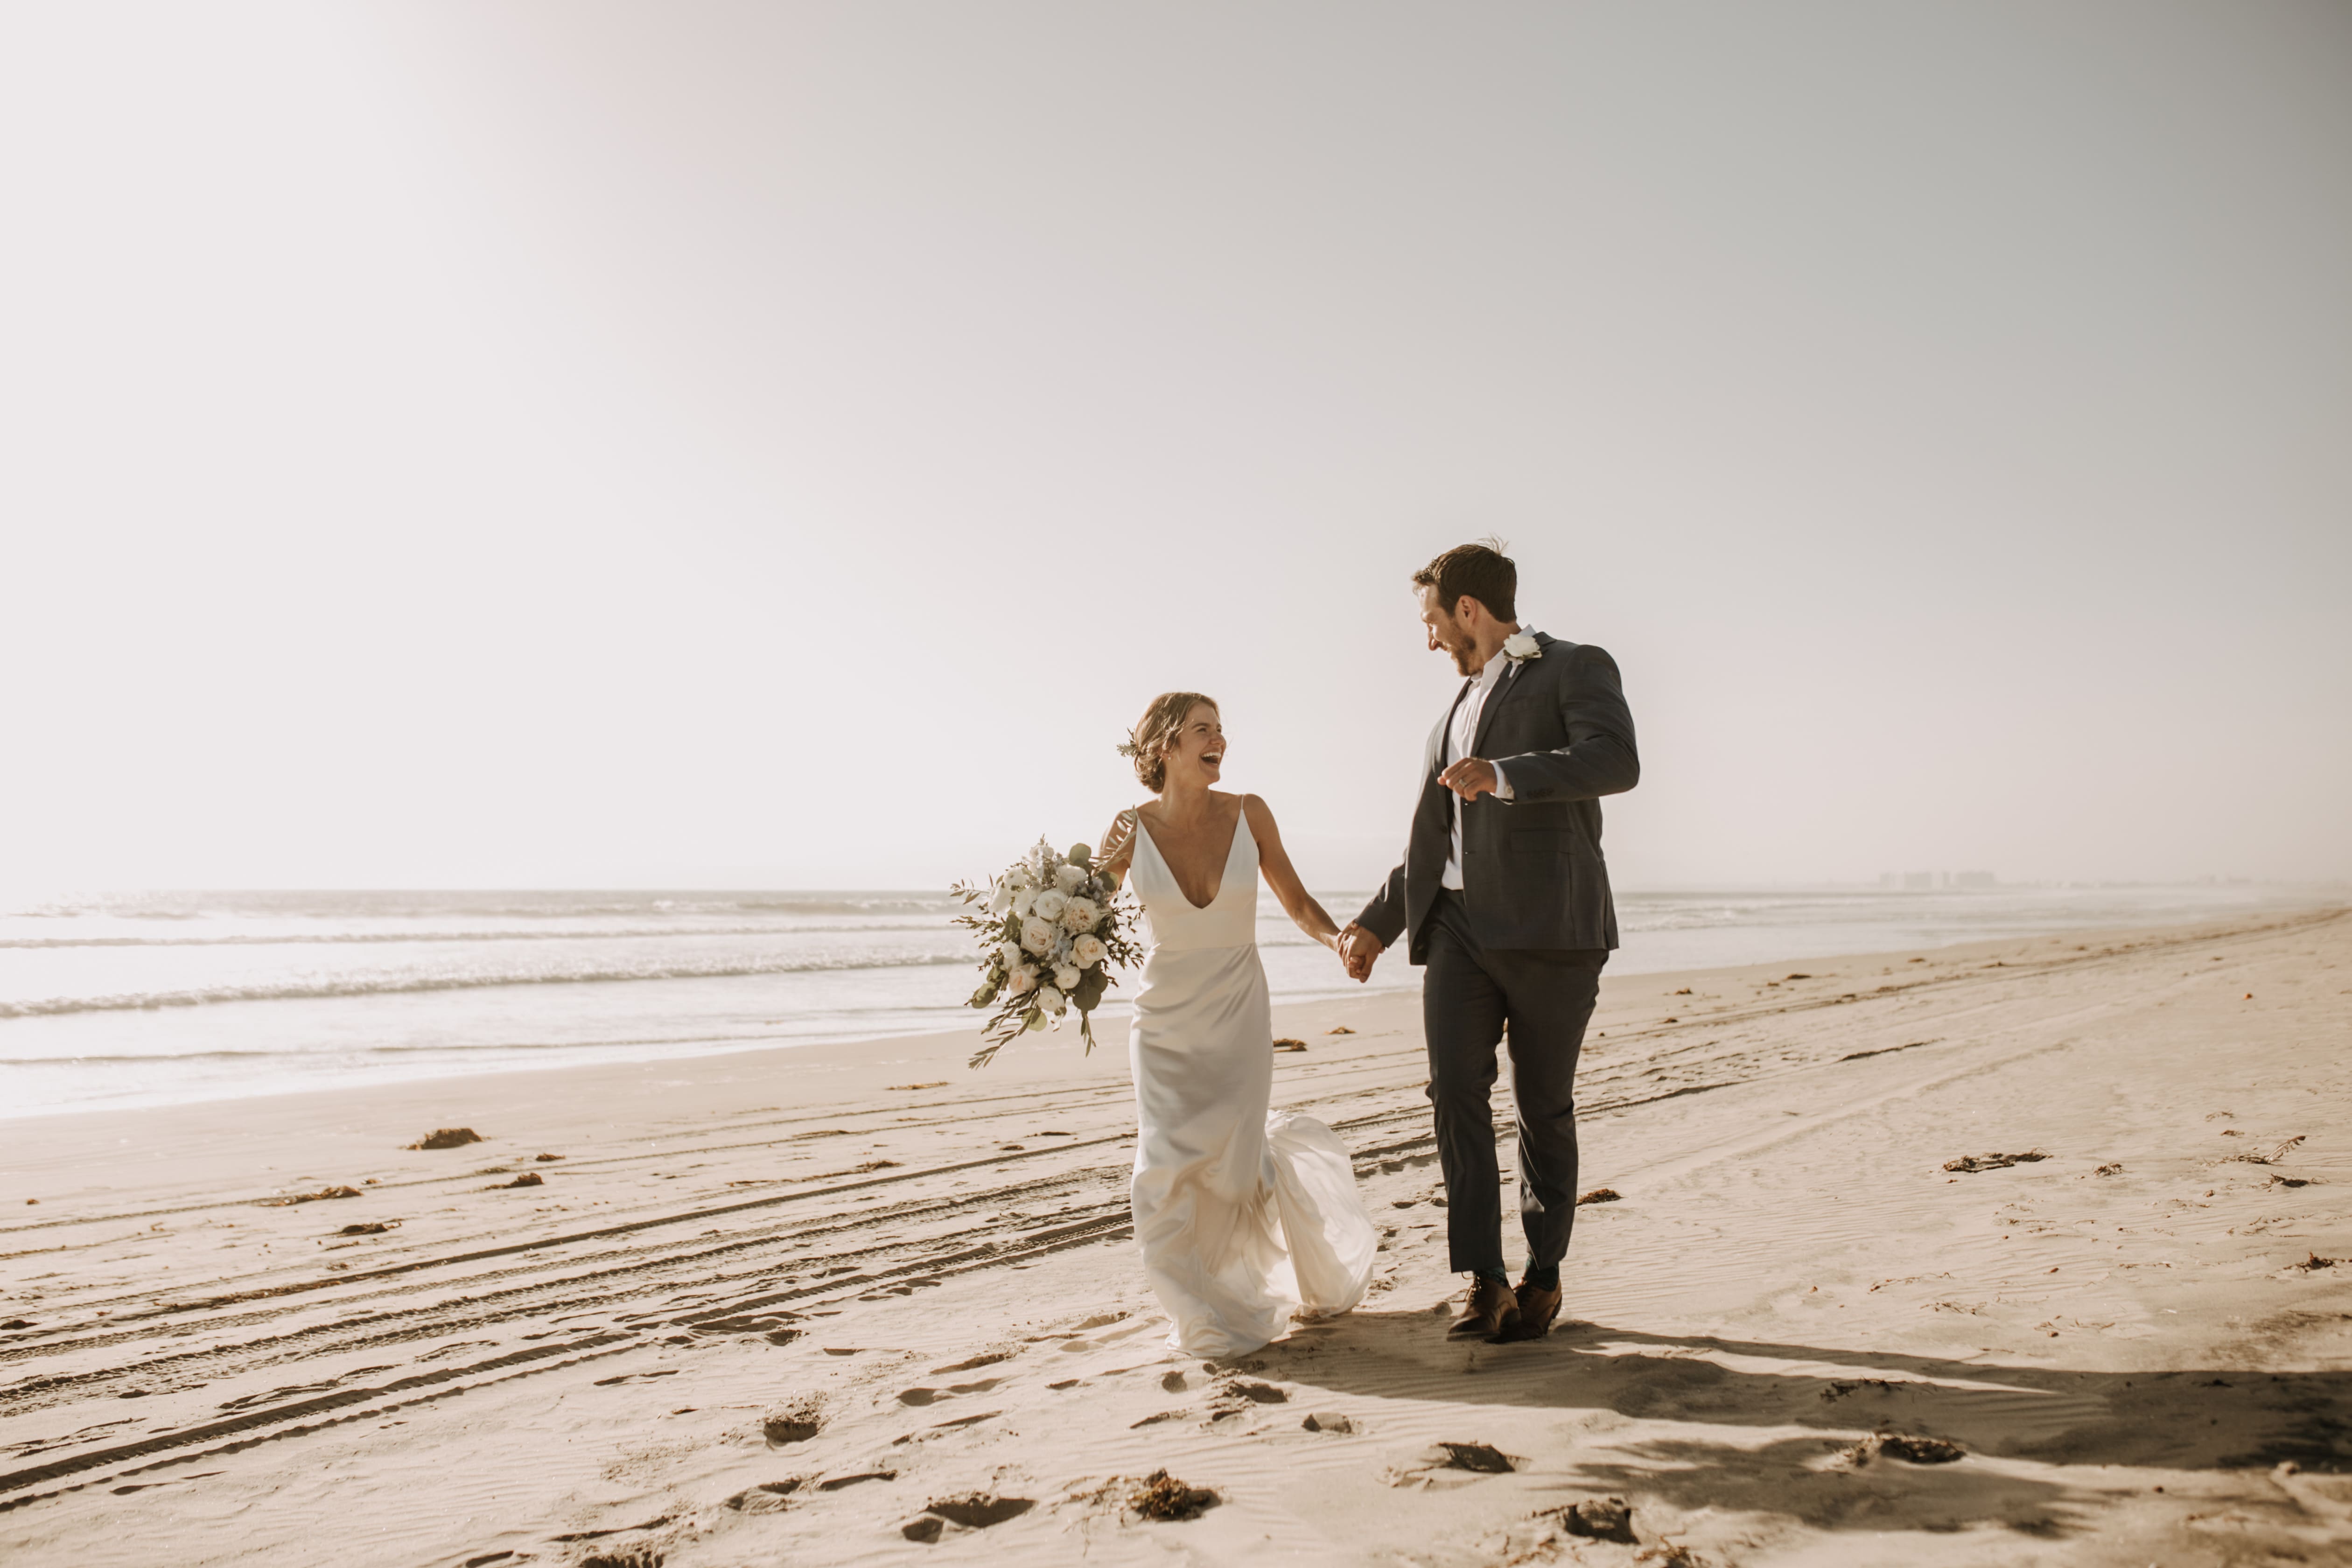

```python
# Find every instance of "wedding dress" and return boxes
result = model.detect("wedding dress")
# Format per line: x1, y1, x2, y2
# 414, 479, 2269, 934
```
1125, 803, 1378, 1358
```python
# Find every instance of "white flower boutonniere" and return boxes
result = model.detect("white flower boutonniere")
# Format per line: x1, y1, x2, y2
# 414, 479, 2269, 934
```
1503, 630, 1542, 663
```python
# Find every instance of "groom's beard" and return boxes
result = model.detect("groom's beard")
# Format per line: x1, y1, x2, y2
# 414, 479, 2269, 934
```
1442, 633, 1480, 676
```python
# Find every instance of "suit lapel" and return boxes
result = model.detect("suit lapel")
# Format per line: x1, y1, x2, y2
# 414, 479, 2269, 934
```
1428, 679, 1473, 778
1470, 657, 1527, 757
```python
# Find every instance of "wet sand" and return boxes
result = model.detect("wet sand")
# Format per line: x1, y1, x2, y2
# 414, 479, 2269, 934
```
3, 906, 2348, 1565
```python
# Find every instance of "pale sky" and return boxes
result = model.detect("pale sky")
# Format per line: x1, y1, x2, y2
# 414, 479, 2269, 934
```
2, 2, 2346, 893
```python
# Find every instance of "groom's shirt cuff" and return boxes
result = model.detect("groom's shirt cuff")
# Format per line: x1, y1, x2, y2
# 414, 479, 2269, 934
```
1491, 763, 1513, 801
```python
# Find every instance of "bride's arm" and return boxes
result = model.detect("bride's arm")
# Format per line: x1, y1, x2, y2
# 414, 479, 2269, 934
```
1093, 808, 1140, 891
1243, 795, 1341, 952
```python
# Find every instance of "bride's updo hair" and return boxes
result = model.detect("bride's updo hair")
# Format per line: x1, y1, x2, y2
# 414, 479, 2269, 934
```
1124, 691, 1218, 793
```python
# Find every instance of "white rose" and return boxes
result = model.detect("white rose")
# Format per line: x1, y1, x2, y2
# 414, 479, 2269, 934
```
1503, 630, 1542, 662
1039, 984, 1068, 1015
1053, 963, 1081, 992
1055, 862, 1087, 892
995, 939, 1023, 969
1032, 889, 1068, 922
989, 883, 1014, 914
1007, 964, 1038, 995
1059, 896, 1100, 933
1072, 933, 1107, 968
1010, 886, 1038, 917
1019, 916, 1056, 955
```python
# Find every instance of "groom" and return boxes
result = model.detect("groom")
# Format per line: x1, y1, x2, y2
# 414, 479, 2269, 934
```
1340, 541, 1638, 1342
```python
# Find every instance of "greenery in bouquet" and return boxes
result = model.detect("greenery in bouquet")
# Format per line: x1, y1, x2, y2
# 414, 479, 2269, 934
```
951, 837, 1142, 1068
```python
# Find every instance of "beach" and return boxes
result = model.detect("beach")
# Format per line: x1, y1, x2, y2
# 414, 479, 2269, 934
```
3, 903, 2348, 1565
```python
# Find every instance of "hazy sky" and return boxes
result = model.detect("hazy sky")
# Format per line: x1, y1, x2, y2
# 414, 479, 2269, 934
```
2, 2, 2345, 893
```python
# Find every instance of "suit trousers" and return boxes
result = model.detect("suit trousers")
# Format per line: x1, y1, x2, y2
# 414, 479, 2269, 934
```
1421, 889, 1607, 1277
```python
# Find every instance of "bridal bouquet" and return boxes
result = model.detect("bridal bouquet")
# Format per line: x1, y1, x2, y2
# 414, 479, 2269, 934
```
952, 837, 1141, 1068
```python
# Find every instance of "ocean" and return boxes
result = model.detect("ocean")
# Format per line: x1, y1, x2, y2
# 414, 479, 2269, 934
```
0, 882, 2330, 1119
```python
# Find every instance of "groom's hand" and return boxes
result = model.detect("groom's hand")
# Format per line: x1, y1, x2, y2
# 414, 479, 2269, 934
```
1438, 757, 1498, 800
1339, 923, 1382, 982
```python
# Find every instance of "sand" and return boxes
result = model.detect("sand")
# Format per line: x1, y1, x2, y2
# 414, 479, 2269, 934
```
3, 906, 2349, 1566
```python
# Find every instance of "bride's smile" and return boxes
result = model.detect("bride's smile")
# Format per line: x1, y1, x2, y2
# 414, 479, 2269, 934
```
1162, 708, 1225, 785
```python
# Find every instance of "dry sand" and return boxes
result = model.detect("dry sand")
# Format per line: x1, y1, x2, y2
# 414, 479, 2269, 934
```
3, 906, 2349, 1566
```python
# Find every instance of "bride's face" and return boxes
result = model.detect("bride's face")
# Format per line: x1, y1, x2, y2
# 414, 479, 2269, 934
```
1161, 704, 1225, 790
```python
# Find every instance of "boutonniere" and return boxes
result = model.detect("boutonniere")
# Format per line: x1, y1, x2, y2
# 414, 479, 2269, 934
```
1503, 630, 1541, 663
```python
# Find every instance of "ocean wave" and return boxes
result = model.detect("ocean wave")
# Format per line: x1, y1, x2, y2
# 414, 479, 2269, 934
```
0, 952, 975, 1019
0, 921, 949, 950
7, 892, 962, 922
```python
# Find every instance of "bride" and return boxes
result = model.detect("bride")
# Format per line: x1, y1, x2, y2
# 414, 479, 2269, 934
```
1094, 691, 1379, 1358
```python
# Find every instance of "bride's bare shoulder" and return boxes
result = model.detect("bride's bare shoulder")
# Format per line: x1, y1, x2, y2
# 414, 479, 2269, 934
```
1236, 792, 1286, 844
1096, 806, 1142, 873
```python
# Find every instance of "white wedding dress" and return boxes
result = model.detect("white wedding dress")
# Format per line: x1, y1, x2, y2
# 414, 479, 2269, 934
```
1125, 804, 1378, 1358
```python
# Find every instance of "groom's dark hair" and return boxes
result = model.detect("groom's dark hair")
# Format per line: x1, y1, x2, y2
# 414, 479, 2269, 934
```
1414, 540, 1517, 623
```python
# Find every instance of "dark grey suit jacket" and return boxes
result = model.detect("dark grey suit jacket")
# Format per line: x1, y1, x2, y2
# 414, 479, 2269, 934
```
1357, 633, 1638, 962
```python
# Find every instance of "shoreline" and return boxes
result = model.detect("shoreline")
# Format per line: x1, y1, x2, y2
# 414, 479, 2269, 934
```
7, 887, 2339, 1126
3, 904, 2340, 1218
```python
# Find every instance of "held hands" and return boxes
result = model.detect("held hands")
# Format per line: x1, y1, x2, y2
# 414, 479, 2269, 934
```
1437, 756, 1499, 801
1337, 923, 1383, 983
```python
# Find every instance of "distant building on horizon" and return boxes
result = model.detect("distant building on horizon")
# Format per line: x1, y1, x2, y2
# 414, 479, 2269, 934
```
1879, 871, 1999, 891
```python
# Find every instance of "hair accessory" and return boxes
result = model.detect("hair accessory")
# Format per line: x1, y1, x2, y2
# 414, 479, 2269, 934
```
1115, 740, 1140, 758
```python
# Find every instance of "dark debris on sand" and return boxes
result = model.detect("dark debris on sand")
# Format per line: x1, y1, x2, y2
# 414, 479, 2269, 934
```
335, 1221, 398, 1236
1223, 1379, 1288, 1404
1942, 1149, 2049, 1174
1559, 1495, 1637, 1542
408, 1128, 483, 1150
1424, 1442, 1516, 1473
260, 1186, 362, 1207
1129, 1471, 1218, 1521
1273, 1038, 1307, 1052
490, 1173, 544, 1190
1855, 1431, 1965, 1465
1577, 1187, 1623, 1205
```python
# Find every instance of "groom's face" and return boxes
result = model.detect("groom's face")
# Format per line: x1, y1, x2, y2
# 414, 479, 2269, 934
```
1418, 587, 1481, 677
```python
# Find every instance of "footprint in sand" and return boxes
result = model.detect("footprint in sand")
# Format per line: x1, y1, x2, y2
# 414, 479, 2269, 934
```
902, 1493, 1035, 1541
763, 1407, 822, 1447
726, 1480, 802, 1514
896, 1379, 1001, 1406
891, 1411, 1002, 1446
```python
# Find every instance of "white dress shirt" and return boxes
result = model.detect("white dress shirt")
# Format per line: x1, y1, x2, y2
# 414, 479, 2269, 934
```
1440, 636, 1522, 890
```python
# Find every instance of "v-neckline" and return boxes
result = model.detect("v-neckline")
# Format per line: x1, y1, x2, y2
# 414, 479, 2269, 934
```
1137, 802, 1246, 912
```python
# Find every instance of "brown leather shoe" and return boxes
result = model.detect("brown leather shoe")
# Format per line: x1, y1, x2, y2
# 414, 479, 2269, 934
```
1447, 1276, 1521, 1339
1499, 1280, 1562, 1342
